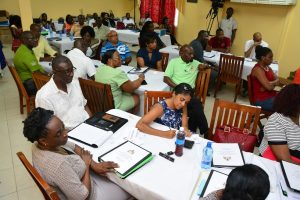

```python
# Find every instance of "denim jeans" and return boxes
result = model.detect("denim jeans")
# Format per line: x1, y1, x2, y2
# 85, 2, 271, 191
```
254, 97, 274, 111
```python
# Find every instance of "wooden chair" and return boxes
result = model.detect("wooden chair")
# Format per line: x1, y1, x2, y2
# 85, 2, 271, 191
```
16, 152, 60, 200
160, 52, 169, 72
8, 66, 35, 115
144, 90, 173, 115
194, 68, 211, 106
208, 98, 261, 139
214, 54, 245, 102
32, 72, 51, 90
79, 78, 114, 115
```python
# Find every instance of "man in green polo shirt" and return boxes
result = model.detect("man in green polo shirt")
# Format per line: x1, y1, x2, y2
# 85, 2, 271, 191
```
13, 31, 46, 95
164, 45, 209, 138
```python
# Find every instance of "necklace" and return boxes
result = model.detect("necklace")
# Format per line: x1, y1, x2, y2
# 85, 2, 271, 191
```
260, 65, 269, 72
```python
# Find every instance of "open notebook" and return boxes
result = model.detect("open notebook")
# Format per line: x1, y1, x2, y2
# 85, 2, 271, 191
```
280, 160, 300, 192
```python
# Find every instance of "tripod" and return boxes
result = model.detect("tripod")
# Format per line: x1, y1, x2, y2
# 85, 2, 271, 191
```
206, 7, 219, 36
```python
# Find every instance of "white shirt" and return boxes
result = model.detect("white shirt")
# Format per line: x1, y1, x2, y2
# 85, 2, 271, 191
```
35, 78, 89, 129
122, 18, 135, 26
66, 48, 96, 79
88, 19, 96, 27
244, 39, 269, 59
220, 17, 237, 39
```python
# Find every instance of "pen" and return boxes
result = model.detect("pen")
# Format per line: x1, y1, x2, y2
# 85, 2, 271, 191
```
279, 182, 288, 197
159, 152, 174, 162
68, 136, 98, 148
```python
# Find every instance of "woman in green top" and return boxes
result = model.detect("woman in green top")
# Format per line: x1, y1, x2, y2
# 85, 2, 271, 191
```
95, 50, 145, 113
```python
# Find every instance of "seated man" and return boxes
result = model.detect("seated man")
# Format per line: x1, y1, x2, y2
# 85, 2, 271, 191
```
100, 30, 132, 65
190, 30, 209, 63
207, 28, 231, 53
70, 14, 85, 37
163, 44, 209, 138
122, 13, 135, 27
244, 32, 268, 60
67, 39, 96, 80
30, 23, 57, 62
13, 31, 46, 95
94, 17, 110, 42
35, 55, 92, 129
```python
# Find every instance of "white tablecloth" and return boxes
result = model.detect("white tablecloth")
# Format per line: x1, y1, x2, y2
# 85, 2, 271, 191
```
69, 109, 296, 200
113, 28, 172, 46
46, 34, 75, 54
159, 46, 279, 81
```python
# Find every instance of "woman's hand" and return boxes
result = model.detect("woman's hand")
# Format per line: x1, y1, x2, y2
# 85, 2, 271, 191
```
91, 161, 119, 175
81, 149, 92, 167
165, 130, 176, 138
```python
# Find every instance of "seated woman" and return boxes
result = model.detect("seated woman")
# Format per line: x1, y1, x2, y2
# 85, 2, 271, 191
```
95, 50, 145, 113
259, 84, 300, 164
139, 21, 166, 50
65, 14, 74, 35
201, 164, 270, 200
159, 16, 179, 45
80, 26, 99, 58
23, 107, 130, 200
9, 15, 23, 53
136, 83, 193, 139
136, 36, 162, 70
250, 45, 279, 111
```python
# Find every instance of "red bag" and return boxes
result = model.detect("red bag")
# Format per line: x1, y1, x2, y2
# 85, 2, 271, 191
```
212, 125, 258, 152
116, 22, 125, 30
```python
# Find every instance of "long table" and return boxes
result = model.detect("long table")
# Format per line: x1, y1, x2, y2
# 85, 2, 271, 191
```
112, 28, 172, 46
69, 109, 298, 200
40, 60, 169, 116
159, 45, 279, 81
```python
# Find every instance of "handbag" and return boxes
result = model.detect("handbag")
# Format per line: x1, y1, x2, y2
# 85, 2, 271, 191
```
212, 125, 258, 152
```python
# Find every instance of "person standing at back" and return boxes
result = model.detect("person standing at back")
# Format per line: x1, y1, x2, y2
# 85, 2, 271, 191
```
220, 7, 237, 45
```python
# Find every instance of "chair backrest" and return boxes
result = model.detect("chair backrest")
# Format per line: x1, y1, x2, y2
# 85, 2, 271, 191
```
218, 54, 245, 84
247, 75, 255, 105
160, 52, 169, 72
194, 68, 211, 106
8, 66, 30, 99
79, 78, 114, 115
16, 152, 60, 200
208, 99, 261, 139
32, 72, 51, 90
144, 90, 173, 115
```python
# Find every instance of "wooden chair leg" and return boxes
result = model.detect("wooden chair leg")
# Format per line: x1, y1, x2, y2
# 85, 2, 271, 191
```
19, 92, 24, 114
214, 79, 221, 98
234, 83, 240, 102
26, 98, 31, 116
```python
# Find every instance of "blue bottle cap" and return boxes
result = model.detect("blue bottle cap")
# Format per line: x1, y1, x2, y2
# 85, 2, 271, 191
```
207, 141, 212, 148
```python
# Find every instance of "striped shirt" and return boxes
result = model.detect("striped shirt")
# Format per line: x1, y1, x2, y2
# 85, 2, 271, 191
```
259, 112, 300, 158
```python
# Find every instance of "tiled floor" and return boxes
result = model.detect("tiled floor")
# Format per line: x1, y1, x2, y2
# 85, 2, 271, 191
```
0, 44, 251, 200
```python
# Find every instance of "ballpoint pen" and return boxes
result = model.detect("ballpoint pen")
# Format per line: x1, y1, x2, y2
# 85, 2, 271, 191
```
68, 136, 98, 148
280, 182, 288, 197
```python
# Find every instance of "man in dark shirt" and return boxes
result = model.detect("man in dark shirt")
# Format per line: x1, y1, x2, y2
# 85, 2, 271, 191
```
190, 30, 209, 63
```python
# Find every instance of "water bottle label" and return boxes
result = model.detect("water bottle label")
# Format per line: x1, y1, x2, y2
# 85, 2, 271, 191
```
176, 139, 184, 145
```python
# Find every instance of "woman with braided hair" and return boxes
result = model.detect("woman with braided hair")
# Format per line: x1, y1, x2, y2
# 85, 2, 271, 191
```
23, 107, 131, 200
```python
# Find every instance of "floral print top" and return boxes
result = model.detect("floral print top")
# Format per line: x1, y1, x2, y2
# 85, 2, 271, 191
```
155, 100, 182, 129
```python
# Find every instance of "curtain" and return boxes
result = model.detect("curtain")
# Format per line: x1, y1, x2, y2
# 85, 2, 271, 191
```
140, 0, 175, 25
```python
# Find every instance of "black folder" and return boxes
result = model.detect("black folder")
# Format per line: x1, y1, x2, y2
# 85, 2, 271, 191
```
85, 112, 128, 133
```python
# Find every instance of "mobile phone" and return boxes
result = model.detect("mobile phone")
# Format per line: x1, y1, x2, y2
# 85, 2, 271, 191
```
184, 140, 195, 149
102, 114, 120, 123
141, 80, 147, 85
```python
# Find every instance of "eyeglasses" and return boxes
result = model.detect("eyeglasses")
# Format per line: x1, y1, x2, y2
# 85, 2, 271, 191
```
108, 34, 118, 37
55, 67, 76, 75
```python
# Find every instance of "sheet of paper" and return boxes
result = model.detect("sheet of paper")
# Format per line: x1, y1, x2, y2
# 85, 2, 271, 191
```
281, 161, 300, 191
68, 123, 112, 146
202, 170, 228, 197
100, 141, 150, 175
204, 51, 216, 58
212, 143, 244, 167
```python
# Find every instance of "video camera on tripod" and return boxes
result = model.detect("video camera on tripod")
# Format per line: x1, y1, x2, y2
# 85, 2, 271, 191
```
206, 0, 225, 35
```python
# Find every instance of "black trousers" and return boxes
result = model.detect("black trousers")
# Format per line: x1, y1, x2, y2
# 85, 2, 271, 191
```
23, 79, 37, 96
187, 98, 209, 138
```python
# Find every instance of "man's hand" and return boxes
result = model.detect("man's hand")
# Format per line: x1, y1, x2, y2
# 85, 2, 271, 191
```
253, 41, 261, 47
91, 161, 119, 175
138, 73, 145, 80
198, 64, 209, 71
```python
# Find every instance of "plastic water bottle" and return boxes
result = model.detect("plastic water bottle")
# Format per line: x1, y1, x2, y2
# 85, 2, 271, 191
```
69, 31, 74, 41
175, 127, 185, 157
49, 27, 53, 38
201, 142, 213, 169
